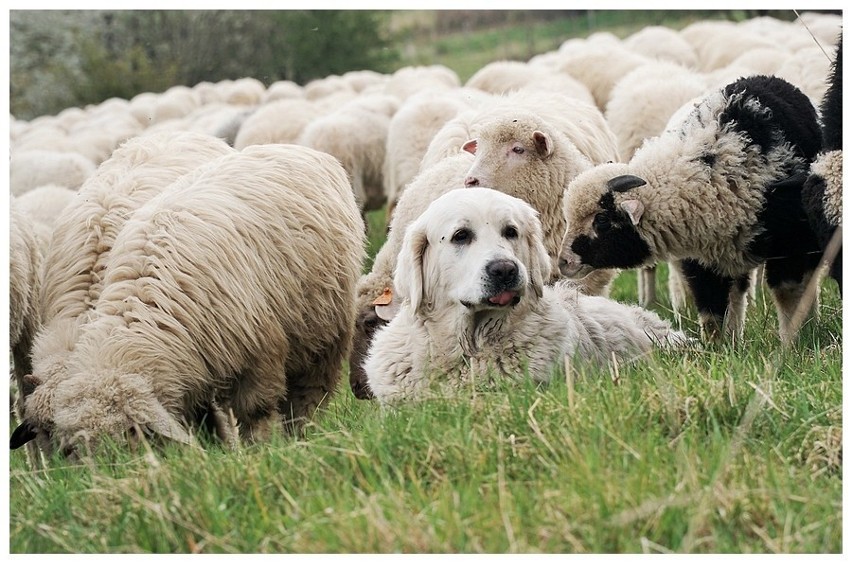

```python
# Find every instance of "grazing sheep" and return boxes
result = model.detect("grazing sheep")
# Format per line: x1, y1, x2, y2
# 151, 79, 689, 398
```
559, 75, 823, 343
364, 188, 687, 403
554, 43, 651, 111
10, 149, 97, 196
24, 131, 236, 457
14, 184, 78, 236
9, 197, 44, 468
297, 93, 400, 213
622, 25, 699, 68
775, 46, 834, 105
263, 80, 304, 103
233, 98, 326, 150
465, 60, 594, 105
802, 35, 842, 291
382, 64, 461, 101
11, 144, 366, 456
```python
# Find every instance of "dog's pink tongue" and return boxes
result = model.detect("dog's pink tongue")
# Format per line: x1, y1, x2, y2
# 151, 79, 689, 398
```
488, 291, 517, 306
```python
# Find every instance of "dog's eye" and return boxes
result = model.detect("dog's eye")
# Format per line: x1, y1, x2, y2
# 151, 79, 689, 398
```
451, 228, 473, 245
512, 145, 525, 155
503, 225, 518, 239
593, 213, 611, 233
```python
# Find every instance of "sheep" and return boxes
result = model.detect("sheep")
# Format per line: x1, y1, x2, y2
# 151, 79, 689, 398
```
775, 46, 834, 105
679, 19, 777, 72
233, 98, 326, 150
9, 197, 44, 468
383, 88, 486, 219
802, 35, 842, 291
621, 25, 699, 68
263, 80, 304, 103
464, 60, 594, 105
461, 89, 620, 294
14, 184, 78, 230
553, 43, 651, 111
10, 149, 97, 196
363, 187, 688, 403
559, 75, 823, 344
22, 131, 236, 458
297, 93, 400, 213
382, 64, 461, 101
11, 143, 366, 456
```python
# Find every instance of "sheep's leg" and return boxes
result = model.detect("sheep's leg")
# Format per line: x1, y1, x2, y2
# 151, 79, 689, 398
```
226, 361, 288, 443
637, 265, 657, 307
678, 259, 740, 343
765, 254, 820, 343
667, 259, 689, 320
723, 274, 751, 342
279, 350, 344, 435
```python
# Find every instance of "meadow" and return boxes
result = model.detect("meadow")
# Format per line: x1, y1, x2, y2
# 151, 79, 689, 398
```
8, 206, 842, 553
8, 9, 842, 554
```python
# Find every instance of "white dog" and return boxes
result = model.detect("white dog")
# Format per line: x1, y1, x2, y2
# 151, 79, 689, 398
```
364, 187, 689, 402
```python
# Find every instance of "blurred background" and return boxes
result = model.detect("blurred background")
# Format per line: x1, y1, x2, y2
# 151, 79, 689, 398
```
9, 9, 832, 121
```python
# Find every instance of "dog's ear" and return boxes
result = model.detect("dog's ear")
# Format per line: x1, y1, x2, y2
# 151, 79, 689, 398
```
394, 221, 429, 313
524, 216, 551, 299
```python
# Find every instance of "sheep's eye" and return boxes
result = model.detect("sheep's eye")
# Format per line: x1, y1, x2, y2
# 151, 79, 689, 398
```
512, 146, 525, 154
593, 213, 611, 232
451, 228, 473, 245
503, 225, 518, 239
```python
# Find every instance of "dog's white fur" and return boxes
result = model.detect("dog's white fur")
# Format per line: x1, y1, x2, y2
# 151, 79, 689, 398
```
365, 187, 688, 402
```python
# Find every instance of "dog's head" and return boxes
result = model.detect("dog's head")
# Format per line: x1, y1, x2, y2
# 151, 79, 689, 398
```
395, 187, 550, 316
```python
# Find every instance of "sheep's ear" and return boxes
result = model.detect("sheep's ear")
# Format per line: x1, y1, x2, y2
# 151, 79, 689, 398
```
394, 223, 429, 313
621, 200, 645, 225
532, 131, 553, 158
372, 286, 400, 322
21, 373, 42, 397
144, 401, 193, 445
10, 421, 37, 449
607, 175, 647, 192
462, 139, 477, 155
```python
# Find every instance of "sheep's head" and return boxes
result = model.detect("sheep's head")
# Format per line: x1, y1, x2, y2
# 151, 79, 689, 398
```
11, 370, 193, 459
559, 163, 654, 278
462, 112, 562, 194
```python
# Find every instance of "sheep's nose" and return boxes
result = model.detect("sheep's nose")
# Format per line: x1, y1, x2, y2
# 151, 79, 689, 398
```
464, 176, 479, 187
486, 259, 518, 283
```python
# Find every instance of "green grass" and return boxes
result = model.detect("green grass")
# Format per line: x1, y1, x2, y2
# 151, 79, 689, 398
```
9, 256, 842, 553
8, 10, 841, 554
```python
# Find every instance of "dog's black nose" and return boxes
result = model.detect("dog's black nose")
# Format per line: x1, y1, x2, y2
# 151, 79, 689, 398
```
486, 259, 518, 283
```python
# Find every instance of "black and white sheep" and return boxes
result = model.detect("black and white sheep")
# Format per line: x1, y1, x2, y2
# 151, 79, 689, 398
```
11, 144, 366, 456
802, 34, 842, 292
559, 75, 823, 343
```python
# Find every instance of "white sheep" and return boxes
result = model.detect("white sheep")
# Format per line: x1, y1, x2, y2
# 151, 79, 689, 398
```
554, 42, 651, 111
11, 143, 366, 456
297, 93, 400, 213
464, 60, 594, 105
9, 197, 44, 468
679, 19, 777, 72
622, 25, 699, 68
382, 64, 461, 101
383, 88, 486, 218
26, 131, 236, 455
263, 80, 304, 103
13, 184, 79, 253
559, 75, 824, 343
233, 98, 326, 150
10, 149, 97, 196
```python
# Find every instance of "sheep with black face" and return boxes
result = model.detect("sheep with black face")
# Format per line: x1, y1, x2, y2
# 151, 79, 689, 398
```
560, 75, 822, 343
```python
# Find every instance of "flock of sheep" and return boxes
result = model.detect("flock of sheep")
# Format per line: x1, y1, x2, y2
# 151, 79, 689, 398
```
8, 12, 842, 465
